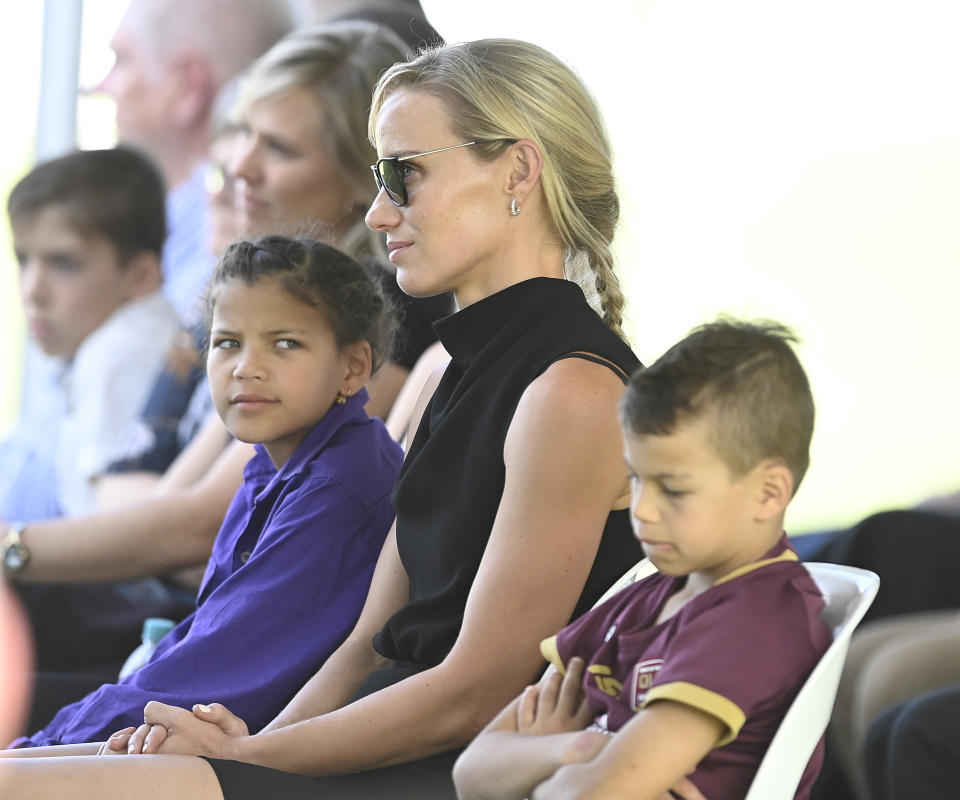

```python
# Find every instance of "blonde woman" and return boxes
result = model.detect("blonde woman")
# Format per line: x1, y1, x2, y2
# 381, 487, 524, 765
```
1, 38, 644, 800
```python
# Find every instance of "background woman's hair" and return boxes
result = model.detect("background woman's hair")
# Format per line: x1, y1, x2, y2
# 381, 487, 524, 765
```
236, 20, 412, 260
206, 235, 397, 371
370, 37, 627, 339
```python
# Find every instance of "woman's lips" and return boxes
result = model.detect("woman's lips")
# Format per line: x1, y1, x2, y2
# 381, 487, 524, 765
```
387, 241, 412, 263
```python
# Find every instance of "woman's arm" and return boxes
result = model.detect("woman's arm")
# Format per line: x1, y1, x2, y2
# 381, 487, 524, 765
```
2, 439, 252, 583
142, 359, 633, 775
94, 411, 232, 509
385, 341, 450, 441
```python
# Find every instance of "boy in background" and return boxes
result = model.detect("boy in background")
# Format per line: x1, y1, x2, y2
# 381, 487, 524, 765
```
1, 146, 180, 522
453, 319, 833, 800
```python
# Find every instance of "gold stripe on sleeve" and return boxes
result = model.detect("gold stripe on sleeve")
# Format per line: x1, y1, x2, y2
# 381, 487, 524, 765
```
642, 681, 746, 747
539, 636, 565, 675
715, 549, 798, 587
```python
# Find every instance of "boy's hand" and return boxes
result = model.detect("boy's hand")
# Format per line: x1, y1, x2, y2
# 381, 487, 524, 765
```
659, 777, 709, 800
517, 657, 593, 736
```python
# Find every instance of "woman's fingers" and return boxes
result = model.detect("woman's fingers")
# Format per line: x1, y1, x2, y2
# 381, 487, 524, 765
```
141, 724, 169, 754
192, 702, 249, 737
126, 723, 153, 754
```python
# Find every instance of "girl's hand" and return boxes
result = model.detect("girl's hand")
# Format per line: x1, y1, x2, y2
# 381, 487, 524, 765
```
123, 701, 248, 757
517, 657, 593, 736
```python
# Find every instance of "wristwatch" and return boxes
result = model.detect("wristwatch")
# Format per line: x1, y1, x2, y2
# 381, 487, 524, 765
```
2, 521, 29, 576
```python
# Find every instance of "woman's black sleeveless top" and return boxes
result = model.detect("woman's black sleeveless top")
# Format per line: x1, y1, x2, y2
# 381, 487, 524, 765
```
368, 277, 642, 689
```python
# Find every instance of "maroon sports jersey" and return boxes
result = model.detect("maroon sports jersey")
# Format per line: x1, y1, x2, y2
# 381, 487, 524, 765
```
541, 536, 831, 799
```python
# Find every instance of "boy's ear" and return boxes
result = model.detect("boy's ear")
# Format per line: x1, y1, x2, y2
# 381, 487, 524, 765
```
121, 251, 164, 301
752, 459, 794, 521
339, 340, 373, 398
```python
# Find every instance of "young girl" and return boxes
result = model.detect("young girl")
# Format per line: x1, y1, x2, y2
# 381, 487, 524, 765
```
8, 235, 402, 750
1, 38, 643, 800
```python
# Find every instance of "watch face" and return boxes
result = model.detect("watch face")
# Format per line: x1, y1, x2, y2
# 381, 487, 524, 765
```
3, 546, 26, 572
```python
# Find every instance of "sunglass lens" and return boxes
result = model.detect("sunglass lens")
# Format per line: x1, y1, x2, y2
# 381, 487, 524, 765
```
378, 161, 406, 205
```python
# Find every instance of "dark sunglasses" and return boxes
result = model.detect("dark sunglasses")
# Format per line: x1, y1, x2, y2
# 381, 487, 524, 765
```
370, 141, 480, 207
371, 139, 516, 207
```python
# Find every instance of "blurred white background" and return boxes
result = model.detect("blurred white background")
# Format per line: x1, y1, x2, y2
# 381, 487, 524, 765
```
2, 0, 958, 531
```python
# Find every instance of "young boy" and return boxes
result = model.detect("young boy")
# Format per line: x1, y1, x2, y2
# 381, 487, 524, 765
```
0, 146, 180, 521
453, 319, 833, 800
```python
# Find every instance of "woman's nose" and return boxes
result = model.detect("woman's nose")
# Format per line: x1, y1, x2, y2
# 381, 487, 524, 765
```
364, 187, 402, 232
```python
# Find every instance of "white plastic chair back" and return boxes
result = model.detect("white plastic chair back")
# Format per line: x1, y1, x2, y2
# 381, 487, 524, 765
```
743, 562, 880, 800
593, 556, 658, 607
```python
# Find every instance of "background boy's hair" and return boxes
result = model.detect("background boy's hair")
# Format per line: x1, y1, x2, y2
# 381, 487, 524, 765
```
206, 235, 398, 372
6, 146, 167, 265
620, 317, 815, 491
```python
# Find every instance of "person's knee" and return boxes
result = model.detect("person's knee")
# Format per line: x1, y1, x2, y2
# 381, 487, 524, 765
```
892, 691, 951, 757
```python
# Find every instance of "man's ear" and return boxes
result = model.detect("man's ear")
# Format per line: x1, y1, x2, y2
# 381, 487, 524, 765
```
503, 139, 545, 207
753, 459, 794, 521
169, 51, 216, 129
121, 251, 164, 300
339, 340, 373, 399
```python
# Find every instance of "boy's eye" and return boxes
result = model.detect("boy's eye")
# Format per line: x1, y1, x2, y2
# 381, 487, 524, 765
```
661, 487, 688, 499
213, 338, 239, 350
50, 255, 81, 272
275, 338, 299, 350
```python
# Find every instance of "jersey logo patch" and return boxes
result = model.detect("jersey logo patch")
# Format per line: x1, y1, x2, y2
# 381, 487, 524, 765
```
631, 659, 663, 710
587, 664, 623, 697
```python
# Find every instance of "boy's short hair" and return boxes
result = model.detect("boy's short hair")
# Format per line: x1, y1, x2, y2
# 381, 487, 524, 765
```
7, 146, 167, 264
620, 318, 815, 491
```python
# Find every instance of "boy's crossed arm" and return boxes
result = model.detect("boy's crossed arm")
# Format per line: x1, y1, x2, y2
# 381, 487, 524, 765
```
453, 658, 716, 800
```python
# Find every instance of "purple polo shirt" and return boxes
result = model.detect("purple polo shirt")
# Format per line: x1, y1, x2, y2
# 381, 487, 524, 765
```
17, 389, 402, 747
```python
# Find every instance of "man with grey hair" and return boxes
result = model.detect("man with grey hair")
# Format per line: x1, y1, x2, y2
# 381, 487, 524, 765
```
95, 0, 293, 322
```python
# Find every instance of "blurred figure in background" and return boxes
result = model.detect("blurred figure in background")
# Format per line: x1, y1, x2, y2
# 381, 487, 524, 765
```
290, 0, 442, 52
94, 0, 293, 323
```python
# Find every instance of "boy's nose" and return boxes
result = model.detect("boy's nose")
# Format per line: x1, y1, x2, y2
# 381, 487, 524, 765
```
631, 489, 660, 525
19, 262, 49, 306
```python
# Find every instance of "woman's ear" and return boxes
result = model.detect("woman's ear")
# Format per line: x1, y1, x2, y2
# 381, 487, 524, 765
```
753, 459, 794, 522
340, 340, 373, 398
504, 139, 545, 207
